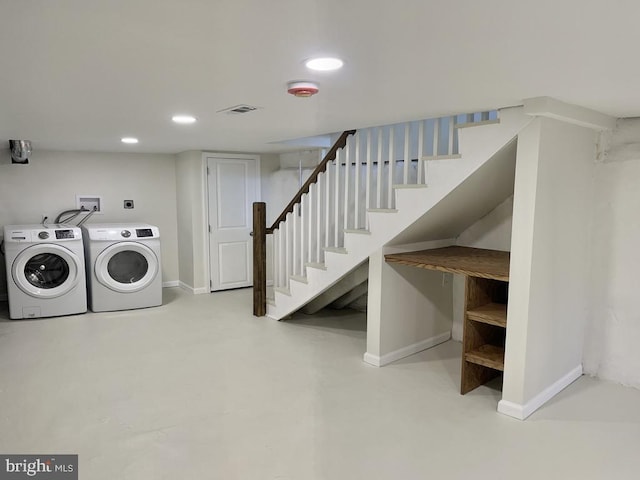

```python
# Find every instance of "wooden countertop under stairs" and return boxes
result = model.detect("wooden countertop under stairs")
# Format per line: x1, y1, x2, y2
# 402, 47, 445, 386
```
385, 246, 510, 394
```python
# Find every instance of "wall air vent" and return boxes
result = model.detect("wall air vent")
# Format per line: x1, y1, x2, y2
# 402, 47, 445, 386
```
217, 104, 260, 115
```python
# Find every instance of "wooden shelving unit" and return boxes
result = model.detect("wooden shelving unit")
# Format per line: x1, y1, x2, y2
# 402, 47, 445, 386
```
385, 246, 510, 394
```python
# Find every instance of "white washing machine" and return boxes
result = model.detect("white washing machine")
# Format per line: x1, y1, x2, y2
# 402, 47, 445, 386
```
3, 224, 87, 319
82, 223, 162, 312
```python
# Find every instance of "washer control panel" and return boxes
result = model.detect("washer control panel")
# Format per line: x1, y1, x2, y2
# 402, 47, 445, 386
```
55, 229, 76, 239
2, 226, 80, 243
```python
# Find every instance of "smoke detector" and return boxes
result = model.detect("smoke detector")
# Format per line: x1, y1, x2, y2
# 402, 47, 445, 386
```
287, 81, 319, 97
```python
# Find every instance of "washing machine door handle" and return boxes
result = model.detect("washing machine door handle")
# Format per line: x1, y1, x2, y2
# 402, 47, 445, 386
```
94, 241, 159, 293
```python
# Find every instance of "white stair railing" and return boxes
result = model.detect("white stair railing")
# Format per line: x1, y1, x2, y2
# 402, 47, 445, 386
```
269, 110, 497, 295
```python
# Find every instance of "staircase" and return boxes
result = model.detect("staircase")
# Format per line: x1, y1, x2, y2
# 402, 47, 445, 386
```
262, 107, 532, 320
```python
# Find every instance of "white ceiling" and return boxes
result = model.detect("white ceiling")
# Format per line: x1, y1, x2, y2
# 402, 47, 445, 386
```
2, 0, 639, 154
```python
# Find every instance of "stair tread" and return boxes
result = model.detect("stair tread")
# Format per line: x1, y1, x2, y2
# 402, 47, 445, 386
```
367, 208, 398, 213
392, 184, 429, 189
290, 275, 308, 284
344, 229, 371, 234
422, 154, 462, 161
323, 246, 348, 254
465, 344, 505, 371
466, 302, 507, 328
274, 286, 291, 296
305, 262, 327, 270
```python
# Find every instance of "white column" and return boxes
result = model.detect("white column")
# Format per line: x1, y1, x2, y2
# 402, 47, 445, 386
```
343, 137, 351, 233
354, 132, 361, 229
403, 122, 410, 184
387, 127, 395, 208
365, 129, 373, 229
376, 128, 383, 208
417, 120, 425, 184
500, 116, 598, 420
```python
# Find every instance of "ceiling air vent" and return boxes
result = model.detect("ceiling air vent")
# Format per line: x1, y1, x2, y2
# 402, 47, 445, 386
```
217, 104, 259, 115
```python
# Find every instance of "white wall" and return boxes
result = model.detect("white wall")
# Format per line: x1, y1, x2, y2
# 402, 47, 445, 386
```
0, 147, 317, 299
262, 151, 320, 286
584, 119, 640, 388
263, 148, 323, 225
446, 116, 640, 394
452, 196, 513, 340
278, 149, 323, 169
175, 151, 207, 293
174, 151, 279, 293
0, 149, 179, 298
502, 117, 596, 415
456, 196, 513, 251
365, 242, 453, 366
260, 153, 280, 225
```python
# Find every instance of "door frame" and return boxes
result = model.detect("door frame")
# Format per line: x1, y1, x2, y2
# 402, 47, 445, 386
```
202, 153, 261, 292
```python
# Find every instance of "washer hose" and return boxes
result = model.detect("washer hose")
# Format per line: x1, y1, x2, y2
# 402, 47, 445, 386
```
76, 206, 97, 226
54, 207, 87, 224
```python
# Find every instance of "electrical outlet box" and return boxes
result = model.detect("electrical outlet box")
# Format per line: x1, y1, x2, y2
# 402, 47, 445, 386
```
124, 200, 134, 209
76, 195, 103, 213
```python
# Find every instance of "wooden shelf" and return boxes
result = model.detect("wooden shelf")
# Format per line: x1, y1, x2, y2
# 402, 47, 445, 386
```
385, 246, 509, 281
466, 302, 507, 328
383, 245, 510, 396
465, 344, 505, 371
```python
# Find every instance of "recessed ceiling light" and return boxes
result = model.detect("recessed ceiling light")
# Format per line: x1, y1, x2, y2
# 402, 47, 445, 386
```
305, 57, 344, 72
172, 114, 197, 124
121, 137, 139, 144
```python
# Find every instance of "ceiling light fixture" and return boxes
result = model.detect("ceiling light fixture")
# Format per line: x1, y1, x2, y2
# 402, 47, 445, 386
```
172, 114, 197, 124
121, 137, 139, 144
305, 57, 344, 72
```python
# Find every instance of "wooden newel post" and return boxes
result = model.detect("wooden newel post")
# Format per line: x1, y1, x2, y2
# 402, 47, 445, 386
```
252, 202, 267, 316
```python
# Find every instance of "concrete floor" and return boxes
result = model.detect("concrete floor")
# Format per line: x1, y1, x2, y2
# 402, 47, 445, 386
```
1, 287, 639, 479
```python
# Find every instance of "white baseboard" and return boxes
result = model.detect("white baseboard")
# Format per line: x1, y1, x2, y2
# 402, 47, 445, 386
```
179, 281, 209, 295
363, 331, 451, 367
497, 364, 583, 420
162, 280, 179, 288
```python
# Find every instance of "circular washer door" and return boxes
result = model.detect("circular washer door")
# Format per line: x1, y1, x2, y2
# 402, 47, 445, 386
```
12, 244, 81, 299
94, 242, 158, 293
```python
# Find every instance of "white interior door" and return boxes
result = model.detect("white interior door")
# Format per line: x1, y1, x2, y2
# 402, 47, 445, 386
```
207, 155, 260, 291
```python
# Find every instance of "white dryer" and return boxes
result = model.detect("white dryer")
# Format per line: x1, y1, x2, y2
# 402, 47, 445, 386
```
82, 223, 162, 312
3, 224, 87, 319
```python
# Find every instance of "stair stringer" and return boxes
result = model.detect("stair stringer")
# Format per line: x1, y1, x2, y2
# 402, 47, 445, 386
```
301, 262, 369, 314
267, 107, 533, 320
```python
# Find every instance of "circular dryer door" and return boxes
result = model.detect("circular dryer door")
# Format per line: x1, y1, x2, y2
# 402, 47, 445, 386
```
94, 242, 159, 293
12, 244, 81, 299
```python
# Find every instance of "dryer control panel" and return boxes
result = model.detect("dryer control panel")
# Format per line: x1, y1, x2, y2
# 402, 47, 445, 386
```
84, 224, 160, 241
